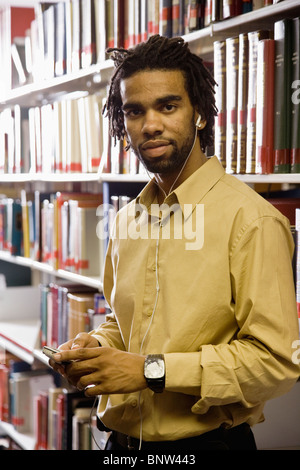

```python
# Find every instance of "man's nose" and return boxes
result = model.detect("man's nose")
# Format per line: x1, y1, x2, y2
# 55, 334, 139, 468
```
141, 111, 164, 136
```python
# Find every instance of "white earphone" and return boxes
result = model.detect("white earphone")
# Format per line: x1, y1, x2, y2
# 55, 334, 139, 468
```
195, 115, 203, 129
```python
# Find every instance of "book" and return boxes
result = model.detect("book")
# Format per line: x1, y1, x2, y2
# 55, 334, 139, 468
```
225, 36, 239, 174
55, 392, 65, 450
47, 387, 64, 450
76, 205, 102, 276
60, 389, 94, 450
291, 17, 300, 173
41, 103, 55, 174
214, 40, 226, 169
20, 189, 30, 258
66, 98, 82, 173
67, 292, 95, 340
77, 94, 104, 173
39, 282, 98, 348
11, 37, 27, 87
0, 6, 34, 96
10, 369, 54, 434
0, 108, 14, 174
3, 198, 22, 256
42, 4, 55, 80
223, 0, 243, 19
65, 0, 73, 74
273, 18, 293, 173
94, 0, 107, 64
71, 0, 82, 72
56, 192, 102, 272
246, 30, 270, 174
114, 0, 125, 48
54, 1, 66, 77
255, 39, 275, 174
106, 0, 115, 49
236, 33, 248, 174
81, 0, 96, 68
72, 407, 92, 449
0, 363, 10, 423
34, 391, 48, 449
160, 0, 173, 37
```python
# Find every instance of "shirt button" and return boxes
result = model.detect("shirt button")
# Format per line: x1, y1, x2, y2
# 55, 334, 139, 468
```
147, 309, 153, 317
131, 399, 137, 407
152, 264, 156, 271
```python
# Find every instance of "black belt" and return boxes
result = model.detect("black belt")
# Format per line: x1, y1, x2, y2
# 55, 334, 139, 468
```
110, 423, 255, 451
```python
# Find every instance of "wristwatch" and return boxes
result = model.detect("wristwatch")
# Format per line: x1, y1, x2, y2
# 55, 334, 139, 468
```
144, 354, 165, 393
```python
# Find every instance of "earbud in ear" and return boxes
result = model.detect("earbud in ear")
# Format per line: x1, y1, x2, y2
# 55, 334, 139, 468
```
195, 115, 202, 129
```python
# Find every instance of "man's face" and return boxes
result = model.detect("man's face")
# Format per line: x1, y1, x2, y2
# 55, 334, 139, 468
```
120, 69, 197, 174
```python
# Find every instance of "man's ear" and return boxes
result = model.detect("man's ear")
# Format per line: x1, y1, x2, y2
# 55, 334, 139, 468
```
195, 114, 207, 130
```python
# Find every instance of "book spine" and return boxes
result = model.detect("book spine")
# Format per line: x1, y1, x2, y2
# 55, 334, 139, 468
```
159, 0, 172, 37
71, 0, 82, 72
214, 40, 226, 169
236, 33, 248, 174
246, 30, 269, 174
225, 36, 239, 174
140, 0, 148, 42
291, 17, 300, 173
81, 0, 96, 68
255, 39, 275, 174
172, 0, 180, 36
273, 18, 293, 173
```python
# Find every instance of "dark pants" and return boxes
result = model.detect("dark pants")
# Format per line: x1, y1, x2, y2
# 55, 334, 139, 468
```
105, 423, 257, 451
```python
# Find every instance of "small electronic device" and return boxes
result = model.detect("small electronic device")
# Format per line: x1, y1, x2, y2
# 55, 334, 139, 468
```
42, 346, 71, 365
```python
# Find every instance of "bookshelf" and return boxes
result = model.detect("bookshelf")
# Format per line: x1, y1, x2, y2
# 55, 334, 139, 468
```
0, 0, 299, 450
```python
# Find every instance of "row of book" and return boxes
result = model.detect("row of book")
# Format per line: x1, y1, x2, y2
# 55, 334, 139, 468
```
34, 386, 108, 450
39, 282, 107, 349
0, 1, 279, 94
0, 187, 137, 280
0, 92, 143, 176
0, 354, 55, 435
214, 17, 300, 175
0, 352, 107, 450
0, 190, 106, 276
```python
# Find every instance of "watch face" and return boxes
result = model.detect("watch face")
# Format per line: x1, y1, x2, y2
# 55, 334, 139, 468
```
146, 358, 165, 378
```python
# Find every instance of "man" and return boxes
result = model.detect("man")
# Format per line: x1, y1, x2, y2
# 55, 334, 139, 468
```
50, 35, 300, 451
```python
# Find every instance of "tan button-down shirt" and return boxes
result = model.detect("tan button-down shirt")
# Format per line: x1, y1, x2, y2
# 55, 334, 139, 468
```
91, 156, 300, 441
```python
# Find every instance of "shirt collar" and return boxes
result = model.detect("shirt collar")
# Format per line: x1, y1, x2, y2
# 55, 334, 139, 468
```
136, 156, 225, 220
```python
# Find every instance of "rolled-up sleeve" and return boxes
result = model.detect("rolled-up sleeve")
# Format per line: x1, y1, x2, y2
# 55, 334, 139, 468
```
192, 215, 300, 415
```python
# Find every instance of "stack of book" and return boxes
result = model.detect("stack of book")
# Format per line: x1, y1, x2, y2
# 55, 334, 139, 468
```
214, 17, 300, 175
0, 92, 142, 176
2, 190, 106, 275
0, 353, 55, 436
34, 387, 99, 450
39, 283, 107, 349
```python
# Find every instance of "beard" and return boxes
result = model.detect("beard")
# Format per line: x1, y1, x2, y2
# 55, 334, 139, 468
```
130, 120, 196, 175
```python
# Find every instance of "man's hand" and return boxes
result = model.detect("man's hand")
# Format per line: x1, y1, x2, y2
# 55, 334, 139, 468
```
51, 344, 147, 396
48, 332, 99, 376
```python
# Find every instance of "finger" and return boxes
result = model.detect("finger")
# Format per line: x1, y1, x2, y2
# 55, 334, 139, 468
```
48, 358, 66, 377
53, 346, 101, 364
84, 384, 105, 397
70, 332, 91, 349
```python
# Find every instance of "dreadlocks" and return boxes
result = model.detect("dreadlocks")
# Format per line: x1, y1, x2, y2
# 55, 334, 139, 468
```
104, 34, 217, 152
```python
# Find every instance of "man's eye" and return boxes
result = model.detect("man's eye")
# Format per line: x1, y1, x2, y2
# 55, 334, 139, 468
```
163, 104, 176, 112
125, 109, 141, 117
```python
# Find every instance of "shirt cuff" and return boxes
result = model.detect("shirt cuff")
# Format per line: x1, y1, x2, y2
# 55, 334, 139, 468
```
89, 330, 111, 348
164, 352, 202, 396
